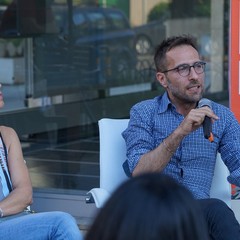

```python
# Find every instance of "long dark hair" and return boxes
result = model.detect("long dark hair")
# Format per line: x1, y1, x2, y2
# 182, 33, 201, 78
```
85, 173, 209, 240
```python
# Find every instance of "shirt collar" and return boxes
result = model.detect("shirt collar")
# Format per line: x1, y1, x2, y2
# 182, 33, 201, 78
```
158, 92, 173, 113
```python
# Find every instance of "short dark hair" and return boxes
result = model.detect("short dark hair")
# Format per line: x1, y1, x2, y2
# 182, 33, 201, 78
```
85, 173, 208, 240
154, 35, 199, 72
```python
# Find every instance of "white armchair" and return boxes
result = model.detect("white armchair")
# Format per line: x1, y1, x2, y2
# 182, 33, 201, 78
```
86, 118, 231, 208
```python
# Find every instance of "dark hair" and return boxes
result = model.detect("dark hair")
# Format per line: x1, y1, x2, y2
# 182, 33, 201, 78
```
154, 35, 199, 72
85, 173, 208, 240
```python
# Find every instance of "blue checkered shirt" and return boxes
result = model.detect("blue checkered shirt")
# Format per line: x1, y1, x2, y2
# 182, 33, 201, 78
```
122, 92, 240, 199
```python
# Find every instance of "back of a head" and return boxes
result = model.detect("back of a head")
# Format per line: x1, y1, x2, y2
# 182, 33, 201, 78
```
85, 173, 208, 240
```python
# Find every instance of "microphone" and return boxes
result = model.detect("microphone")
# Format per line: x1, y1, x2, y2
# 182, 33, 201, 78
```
197, 98, 214, 142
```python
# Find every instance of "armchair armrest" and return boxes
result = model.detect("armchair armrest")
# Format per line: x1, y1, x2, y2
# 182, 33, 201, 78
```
86, 188, 110, 208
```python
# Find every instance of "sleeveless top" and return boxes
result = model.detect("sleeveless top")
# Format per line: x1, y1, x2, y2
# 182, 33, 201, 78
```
0, 133, 12, 201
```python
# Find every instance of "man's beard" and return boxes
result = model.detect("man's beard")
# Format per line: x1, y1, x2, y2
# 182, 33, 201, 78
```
167, 79, 204, 104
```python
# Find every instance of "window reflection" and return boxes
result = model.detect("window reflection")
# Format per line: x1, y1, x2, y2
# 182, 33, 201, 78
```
0, 0, 229, 193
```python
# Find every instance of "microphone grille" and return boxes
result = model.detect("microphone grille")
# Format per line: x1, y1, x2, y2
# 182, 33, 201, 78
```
198, 98, 212, 108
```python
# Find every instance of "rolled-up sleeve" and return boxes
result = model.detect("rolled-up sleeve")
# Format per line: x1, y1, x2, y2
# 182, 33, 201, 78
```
218, 109, 240, 187
122, 102, 155, 173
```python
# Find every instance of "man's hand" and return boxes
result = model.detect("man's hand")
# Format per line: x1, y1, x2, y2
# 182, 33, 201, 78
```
178, 107, 219, 136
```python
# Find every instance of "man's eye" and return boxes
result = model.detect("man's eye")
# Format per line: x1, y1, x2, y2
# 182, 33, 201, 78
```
195, 63, 204, 68
178, 65, 189, 71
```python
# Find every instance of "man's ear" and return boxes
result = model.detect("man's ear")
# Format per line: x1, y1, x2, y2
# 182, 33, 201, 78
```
156, 72, 167, 88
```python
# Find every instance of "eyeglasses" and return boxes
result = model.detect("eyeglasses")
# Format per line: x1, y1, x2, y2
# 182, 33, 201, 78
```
161, 61, 206, 77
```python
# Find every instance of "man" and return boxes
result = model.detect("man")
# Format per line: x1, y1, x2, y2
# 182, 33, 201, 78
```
122, 35, 240, 239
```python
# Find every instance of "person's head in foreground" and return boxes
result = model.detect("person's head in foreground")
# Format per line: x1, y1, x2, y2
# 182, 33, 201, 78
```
85, 173, 209, 240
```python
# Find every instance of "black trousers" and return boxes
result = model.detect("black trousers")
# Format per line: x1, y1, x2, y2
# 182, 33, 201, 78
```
199, 198, 240, 240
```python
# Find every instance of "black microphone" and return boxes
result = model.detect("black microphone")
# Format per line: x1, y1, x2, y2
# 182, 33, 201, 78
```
197, 98, 214, 142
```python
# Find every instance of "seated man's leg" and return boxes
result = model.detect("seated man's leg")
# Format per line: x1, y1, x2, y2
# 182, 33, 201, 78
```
199, 198, 240, 240
0, 211, 82, 240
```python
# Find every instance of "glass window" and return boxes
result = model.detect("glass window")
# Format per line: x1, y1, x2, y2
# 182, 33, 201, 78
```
73, 12, 85, 26
72, 12, 89, 36
86, 11, 109, 31
53, 5, 68, 30
107, 12, 129, 30
0, 0, 230, 200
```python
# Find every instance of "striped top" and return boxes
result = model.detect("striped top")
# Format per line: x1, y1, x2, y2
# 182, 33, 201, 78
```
0, 134, 12, 201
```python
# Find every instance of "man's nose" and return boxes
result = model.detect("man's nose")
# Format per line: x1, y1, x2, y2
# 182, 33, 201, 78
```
189, 66, 199, 78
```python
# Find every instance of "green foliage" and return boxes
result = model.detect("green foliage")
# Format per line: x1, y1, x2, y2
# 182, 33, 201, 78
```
147, 2, 170, 22
10, 39, 23, 47
148, 0, 210, 22
193, 0, 210, 17
0, 0, 11, 5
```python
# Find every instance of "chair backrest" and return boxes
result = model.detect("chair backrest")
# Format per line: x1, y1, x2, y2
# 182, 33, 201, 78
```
98, 118, 231, 206
210, 152, 231, 206
98, 118, 129, 193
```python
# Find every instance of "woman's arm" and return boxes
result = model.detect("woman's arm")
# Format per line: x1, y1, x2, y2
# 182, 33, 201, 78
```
0, 126, 33, 217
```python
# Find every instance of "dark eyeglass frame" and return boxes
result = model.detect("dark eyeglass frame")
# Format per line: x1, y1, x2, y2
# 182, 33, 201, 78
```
161, 61, 206, 77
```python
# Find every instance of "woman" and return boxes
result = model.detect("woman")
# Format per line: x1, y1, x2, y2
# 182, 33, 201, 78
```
0, 84, 82, 240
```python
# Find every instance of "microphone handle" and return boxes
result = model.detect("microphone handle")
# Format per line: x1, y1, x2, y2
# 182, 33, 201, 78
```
203, 116, 214, 142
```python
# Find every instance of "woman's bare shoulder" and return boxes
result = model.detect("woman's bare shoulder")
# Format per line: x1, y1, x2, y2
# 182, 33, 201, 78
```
0, 125, 16, 134
0, 126, 18, 144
